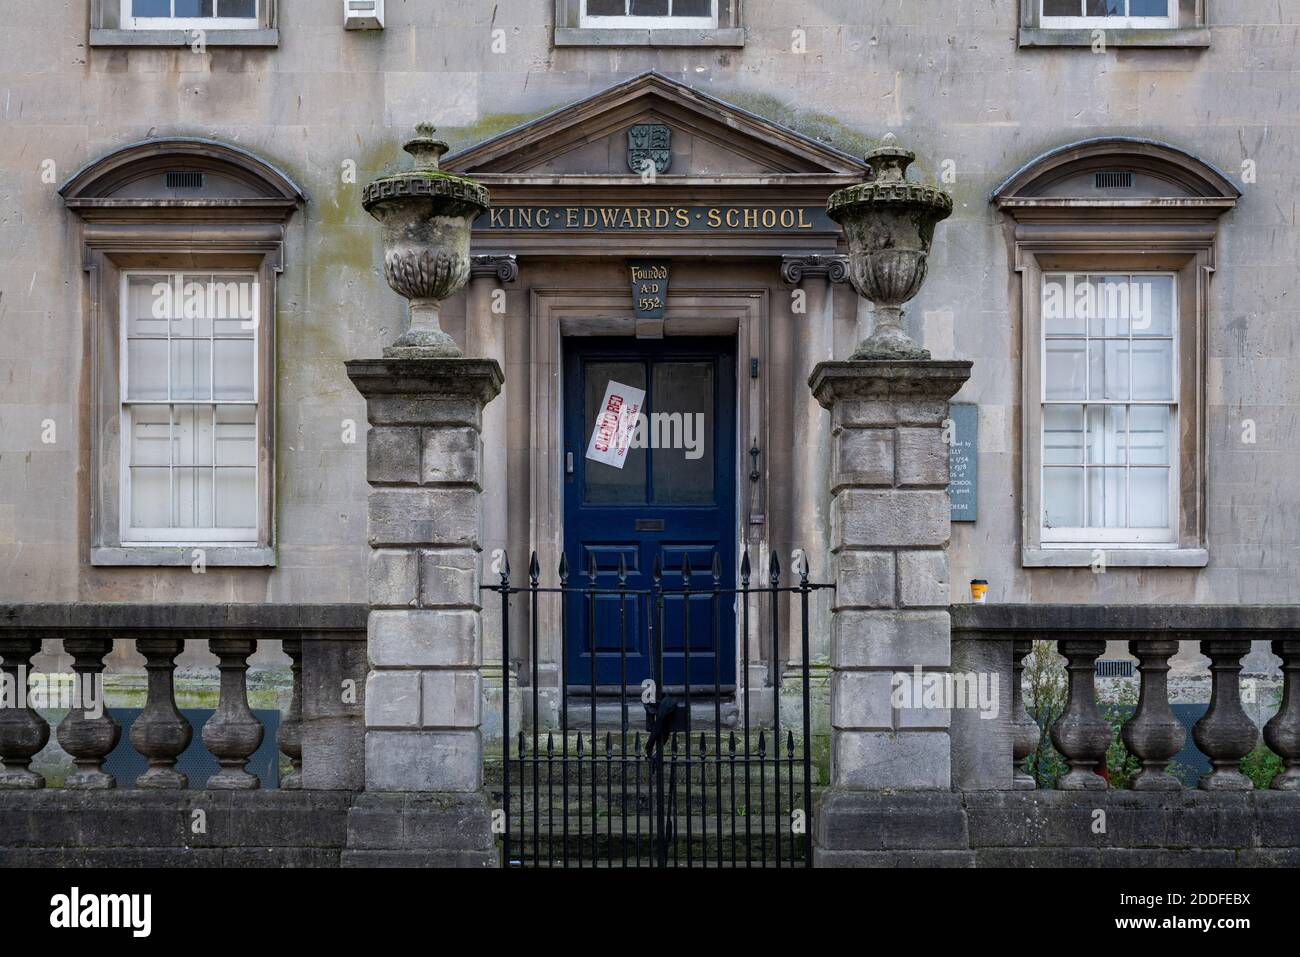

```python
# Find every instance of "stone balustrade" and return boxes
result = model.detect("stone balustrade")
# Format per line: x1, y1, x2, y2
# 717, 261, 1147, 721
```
951, 604, 1300, 793
0, 604, 366, 791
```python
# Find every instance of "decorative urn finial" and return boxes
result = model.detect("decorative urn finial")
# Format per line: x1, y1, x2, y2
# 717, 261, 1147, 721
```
362, 123, 490, 358
826, 134, 953, 360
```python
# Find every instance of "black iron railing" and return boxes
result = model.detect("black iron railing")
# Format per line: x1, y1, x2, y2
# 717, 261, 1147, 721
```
486, 550, 830, 868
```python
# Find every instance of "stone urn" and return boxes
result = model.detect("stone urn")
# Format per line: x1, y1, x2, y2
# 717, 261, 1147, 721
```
827, 134, 953, 360
362, 123, 490, 357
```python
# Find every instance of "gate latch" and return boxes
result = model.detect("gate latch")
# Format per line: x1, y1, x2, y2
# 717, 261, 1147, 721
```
644, 695, 689, 753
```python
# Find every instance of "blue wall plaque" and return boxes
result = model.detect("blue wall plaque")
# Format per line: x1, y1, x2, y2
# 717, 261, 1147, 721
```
948, 402, 978, 522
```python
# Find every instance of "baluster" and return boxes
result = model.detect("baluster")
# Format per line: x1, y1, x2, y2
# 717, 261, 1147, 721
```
57, 637, 120, 789
1122, 638, 1186, 791
277, 637, 303, 790
1264, 636, 1300, 790
1049, 639, 1111, 790
132, 638, 192, 789
1193, 638, 1258, 790
0, 637, 50, 789
202, 637, 264, 789
1011, 639, 1038, 790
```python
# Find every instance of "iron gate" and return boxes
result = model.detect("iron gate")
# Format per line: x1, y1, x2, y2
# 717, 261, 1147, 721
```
487, 548, 830, 868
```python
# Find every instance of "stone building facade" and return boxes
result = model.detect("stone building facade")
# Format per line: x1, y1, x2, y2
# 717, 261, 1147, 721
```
2, 1, 1300, 855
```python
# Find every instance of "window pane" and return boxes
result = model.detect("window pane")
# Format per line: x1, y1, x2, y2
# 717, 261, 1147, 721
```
170, 339, 212, 400
130, 467, 171, 527
1085, 0, 1124, 15
1043, 405, 1084, 465
651, 362, 713, 505
673, 0, 712, 15
174, 0, 215, 17
1129, 469, 1171, 527
214, 339, 255, 400
1042, 273, 1085, 335
1129, 0, 1168, 15
127, 339, 169, 400
132, 0, 171, 15
1131, 339, 1173, 400
171, 274, 213, 338
127, 274, 170, 337
172, 405, 214, 467
1045, 339, 1086, 400
216, 468, 257, 527
1087, 468, 1127, 528
1088, 274, 1130, 337
1043, 0, 1081, 14
1086, 405, 1127, 465
173, 467, 214, 527
215, 405, 257, 466
1128, 406, 1170, 465
630, 0, 669, 14
219, 0, 256, 16
207, 274, 258, 334
584, 362, 647, 504
1088, 340, 1130, 400
1131, 275, 1174, 336
587, 0, 626, 13
130, 406, 172, 466
1044, 469, 1084, 528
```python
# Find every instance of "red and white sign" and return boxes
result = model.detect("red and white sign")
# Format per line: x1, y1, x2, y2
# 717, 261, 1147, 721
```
585, 380, 645, 470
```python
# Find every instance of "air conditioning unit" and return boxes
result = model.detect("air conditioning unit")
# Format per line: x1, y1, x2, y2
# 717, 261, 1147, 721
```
344, 0, 384, 30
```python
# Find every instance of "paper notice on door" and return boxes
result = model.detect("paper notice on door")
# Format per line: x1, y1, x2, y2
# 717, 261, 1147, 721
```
585, 380, 645, 470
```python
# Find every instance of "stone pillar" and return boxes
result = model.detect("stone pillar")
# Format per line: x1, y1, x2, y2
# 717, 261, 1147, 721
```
779, 255, 846, 758
467, 255, 518, 743
343, 357, 503, 867
811, 359, 970, 863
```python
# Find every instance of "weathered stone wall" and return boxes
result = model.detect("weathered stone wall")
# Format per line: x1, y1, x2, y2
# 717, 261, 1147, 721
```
2, 0, 1298, 610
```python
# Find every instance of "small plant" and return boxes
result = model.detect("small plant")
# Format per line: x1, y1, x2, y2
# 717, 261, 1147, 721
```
1022, 640, 1068, 789
1101, 684, 1140, 789
1241, 743, 1283, 790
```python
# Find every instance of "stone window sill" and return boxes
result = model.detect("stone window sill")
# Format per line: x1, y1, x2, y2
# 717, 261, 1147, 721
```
89, 28, 279, 48
554, 27, 744, 47
91, 546, 276, 567
1018, 27, 1209, 48
1022, 547, 1208, 568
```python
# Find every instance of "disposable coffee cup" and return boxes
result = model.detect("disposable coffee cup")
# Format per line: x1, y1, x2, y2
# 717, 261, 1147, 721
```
970, 580, 988, 604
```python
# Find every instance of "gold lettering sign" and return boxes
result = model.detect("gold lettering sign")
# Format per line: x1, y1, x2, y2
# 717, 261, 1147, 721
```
481, 205, 831, 233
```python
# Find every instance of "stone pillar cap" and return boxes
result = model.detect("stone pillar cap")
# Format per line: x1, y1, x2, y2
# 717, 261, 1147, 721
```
345, 357, 504, 404
809, 359, 972, 410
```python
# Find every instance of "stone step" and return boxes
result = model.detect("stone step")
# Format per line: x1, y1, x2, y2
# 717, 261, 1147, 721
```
501, 819, 810, 866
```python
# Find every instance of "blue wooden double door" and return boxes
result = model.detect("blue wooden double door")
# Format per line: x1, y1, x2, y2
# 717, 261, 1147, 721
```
563, 337, 737, 691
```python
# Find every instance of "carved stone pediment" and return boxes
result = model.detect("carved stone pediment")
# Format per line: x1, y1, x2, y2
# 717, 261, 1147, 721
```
444, 71, 865, 184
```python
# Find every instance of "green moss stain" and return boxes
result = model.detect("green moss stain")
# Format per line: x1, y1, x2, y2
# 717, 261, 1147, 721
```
710, 89, 878, 162
438, 110, 559, 154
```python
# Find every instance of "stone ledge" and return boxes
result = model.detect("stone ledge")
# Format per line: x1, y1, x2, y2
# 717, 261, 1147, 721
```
0, 791, 351, 855
815, 789, 1300, 867
89, 28, 280, 47
553, 27, 745, 47
952, 602, 1300, 635
1018, 27, 1210, 48
0, 602, 366, 634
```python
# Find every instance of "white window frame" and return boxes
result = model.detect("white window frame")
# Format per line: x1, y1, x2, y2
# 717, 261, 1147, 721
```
120, 0, 260, 31
580, 0, 718, 30
1040, 0, 1177, 30
1039, 271, 1179, 548
119, 270, 261, 546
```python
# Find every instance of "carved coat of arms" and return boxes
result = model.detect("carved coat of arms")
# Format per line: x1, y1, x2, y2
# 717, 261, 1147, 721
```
627, 123, 672, 175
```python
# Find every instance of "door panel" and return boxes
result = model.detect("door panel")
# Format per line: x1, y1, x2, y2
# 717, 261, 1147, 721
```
563, 337, 736, 690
